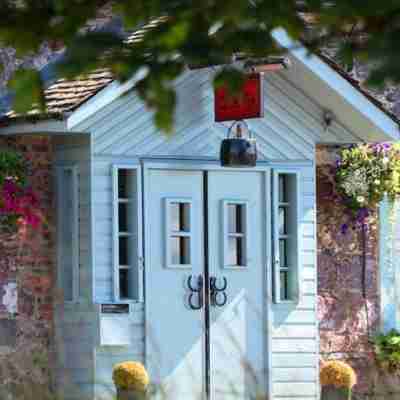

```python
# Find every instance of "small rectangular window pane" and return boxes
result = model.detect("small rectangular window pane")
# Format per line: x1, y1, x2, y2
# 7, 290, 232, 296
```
170, 236, 191, 265
118, 169, 136, 198
170, 202, 190, 232
279, 239, 288, 268
119, 236, 132, 266
119, 202, 135, 233
280, 270, 289, 300
119, 268, 137, 300
228, 237, 244, 266
228, 204, 244, 234
279, 174, 287, 203
119, 269, 129, 299
278, 206, 287, 235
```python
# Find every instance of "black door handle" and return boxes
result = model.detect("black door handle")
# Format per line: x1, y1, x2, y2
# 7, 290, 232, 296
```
187, 275, 204, 310
210, 276, 228, 307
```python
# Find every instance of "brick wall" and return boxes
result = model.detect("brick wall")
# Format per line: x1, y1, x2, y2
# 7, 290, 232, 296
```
317, 145, 400, 399
0, 135, 55, 399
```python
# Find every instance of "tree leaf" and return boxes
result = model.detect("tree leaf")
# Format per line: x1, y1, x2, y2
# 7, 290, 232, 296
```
8, 69, 45, 114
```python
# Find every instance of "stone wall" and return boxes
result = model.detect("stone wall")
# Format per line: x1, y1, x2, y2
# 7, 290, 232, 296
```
316, 145, 400, 399
0, 136, 55, 400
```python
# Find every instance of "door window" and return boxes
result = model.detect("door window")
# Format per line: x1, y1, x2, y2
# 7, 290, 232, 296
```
165, 199, 193, 268
222, 200, 249, 268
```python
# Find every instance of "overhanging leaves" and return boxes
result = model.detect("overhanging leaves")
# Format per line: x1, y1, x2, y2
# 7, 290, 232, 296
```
2, 1, 400, 130
8, 69, 45, 114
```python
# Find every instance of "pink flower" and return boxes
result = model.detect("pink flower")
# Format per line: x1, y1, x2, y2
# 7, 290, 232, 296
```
0, 178, 40, 228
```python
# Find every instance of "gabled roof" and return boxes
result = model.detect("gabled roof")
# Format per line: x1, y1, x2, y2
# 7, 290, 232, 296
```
0, 21, 399, 141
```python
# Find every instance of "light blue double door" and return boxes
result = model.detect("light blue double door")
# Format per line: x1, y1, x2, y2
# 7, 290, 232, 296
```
145, 166, 268, 400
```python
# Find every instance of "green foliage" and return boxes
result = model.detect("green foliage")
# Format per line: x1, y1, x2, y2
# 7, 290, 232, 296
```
0, 150, 26, 185
1, 1, 400, 130
374, 329, 400, 373
336, 143, 400, 212
8, 69, 45, 114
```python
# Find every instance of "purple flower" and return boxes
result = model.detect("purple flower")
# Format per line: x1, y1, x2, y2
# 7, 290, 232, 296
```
356, 207, 370, 225
341, 224, 349, 235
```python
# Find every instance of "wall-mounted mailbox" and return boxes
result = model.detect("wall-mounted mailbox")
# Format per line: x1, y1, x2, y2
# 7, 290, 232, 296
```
101, 303, 130, 314
99, 303, 131, 346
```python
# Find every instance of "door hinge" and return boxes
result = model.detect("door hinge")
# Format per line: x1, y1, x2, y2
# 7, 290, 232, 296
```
138, 257, 145, 270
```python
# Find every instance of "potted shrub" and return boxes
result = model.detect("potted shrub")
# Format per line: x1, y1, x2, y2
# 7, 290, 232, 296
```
112, 361, 149, 400
320, 360, 357, 400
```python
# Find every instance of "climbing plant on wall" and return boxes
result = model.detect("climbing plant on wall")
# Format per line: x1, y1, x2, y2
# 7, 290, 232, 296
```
374, 330, 400, 374
0, 151, 40, 230
335, 143, 400, 227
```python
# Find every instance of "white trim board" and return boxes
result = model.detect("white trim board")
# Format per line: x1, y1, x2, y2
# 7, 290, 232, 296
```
272, 28, 399, 142
0, 119, 67, 135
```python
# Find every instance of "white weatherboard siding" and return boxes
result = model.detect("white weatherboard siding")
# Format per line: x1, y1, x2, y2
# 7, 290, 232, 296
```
67, 67, 326, 399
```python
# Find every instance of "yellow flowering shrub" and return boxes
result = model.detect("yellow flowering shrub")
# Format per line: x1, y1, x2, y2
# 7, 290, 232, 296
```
112, 361, 149, 392
320, 360, 357, 389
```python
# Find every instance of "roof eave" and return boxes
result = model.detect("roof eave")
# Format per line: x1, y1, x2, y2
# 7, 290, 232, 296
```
0, 116, 68, 135
272, 27, 400, 142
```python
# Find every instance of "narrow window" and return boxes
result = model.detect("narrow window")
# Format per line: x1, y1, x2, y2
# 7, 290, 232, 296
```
113, 166, 142, 301
165, 199, 192, 268
223, 201, 248, 268
57, 166, 79, 302
273, 172, 300, 302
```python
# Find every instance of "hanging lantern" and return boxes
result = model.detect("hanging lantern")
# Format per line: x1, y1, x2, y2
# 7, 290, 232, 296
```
220, 120, 257, 167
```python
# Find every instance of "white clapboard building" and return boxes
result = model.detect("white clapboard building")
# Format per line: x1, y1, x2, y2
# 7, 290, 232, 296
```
0, 27, 398, 400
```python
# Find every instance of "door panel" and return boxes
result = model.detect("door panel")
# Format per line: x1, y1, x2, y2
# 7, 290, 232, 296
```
208, 171, 267, 400
145, 169, 205, 399
145, 167, 268, 400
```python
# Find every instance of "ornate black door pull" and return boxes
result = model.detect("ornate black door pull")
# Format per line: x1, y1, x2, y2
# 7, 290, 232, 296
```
187, 275, 204, 310
210, 276, 227, 307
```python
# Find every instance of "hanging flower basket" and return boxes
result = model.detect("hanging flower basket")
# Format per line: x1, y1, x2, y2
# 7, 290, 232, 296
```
335, 143, 400, 229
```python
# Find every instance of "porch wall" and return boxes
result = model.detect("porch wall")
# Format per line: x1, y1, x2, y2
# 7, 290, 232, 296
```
53, 136, 97, 400
0, 135, 55, 398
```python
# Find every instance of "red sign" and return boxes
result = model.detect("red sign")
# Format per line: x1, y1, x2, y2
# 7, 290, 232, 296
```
214, 74, 263, 122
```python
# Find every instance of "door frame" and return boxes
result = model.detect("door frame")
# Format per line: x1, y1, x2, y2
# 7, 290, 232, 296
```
142, 158, 273, 399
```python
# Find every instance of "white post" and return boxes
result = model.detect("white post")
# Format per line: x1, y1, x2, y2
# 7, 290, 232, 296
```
379, 194, 399, 332
392, 198, 400, 331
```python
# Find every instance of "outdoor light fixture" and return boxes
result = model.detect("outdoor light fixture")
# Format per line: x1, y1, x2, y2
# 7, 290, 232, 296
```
243, 57, 291, 74
220, 120, 257, 167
